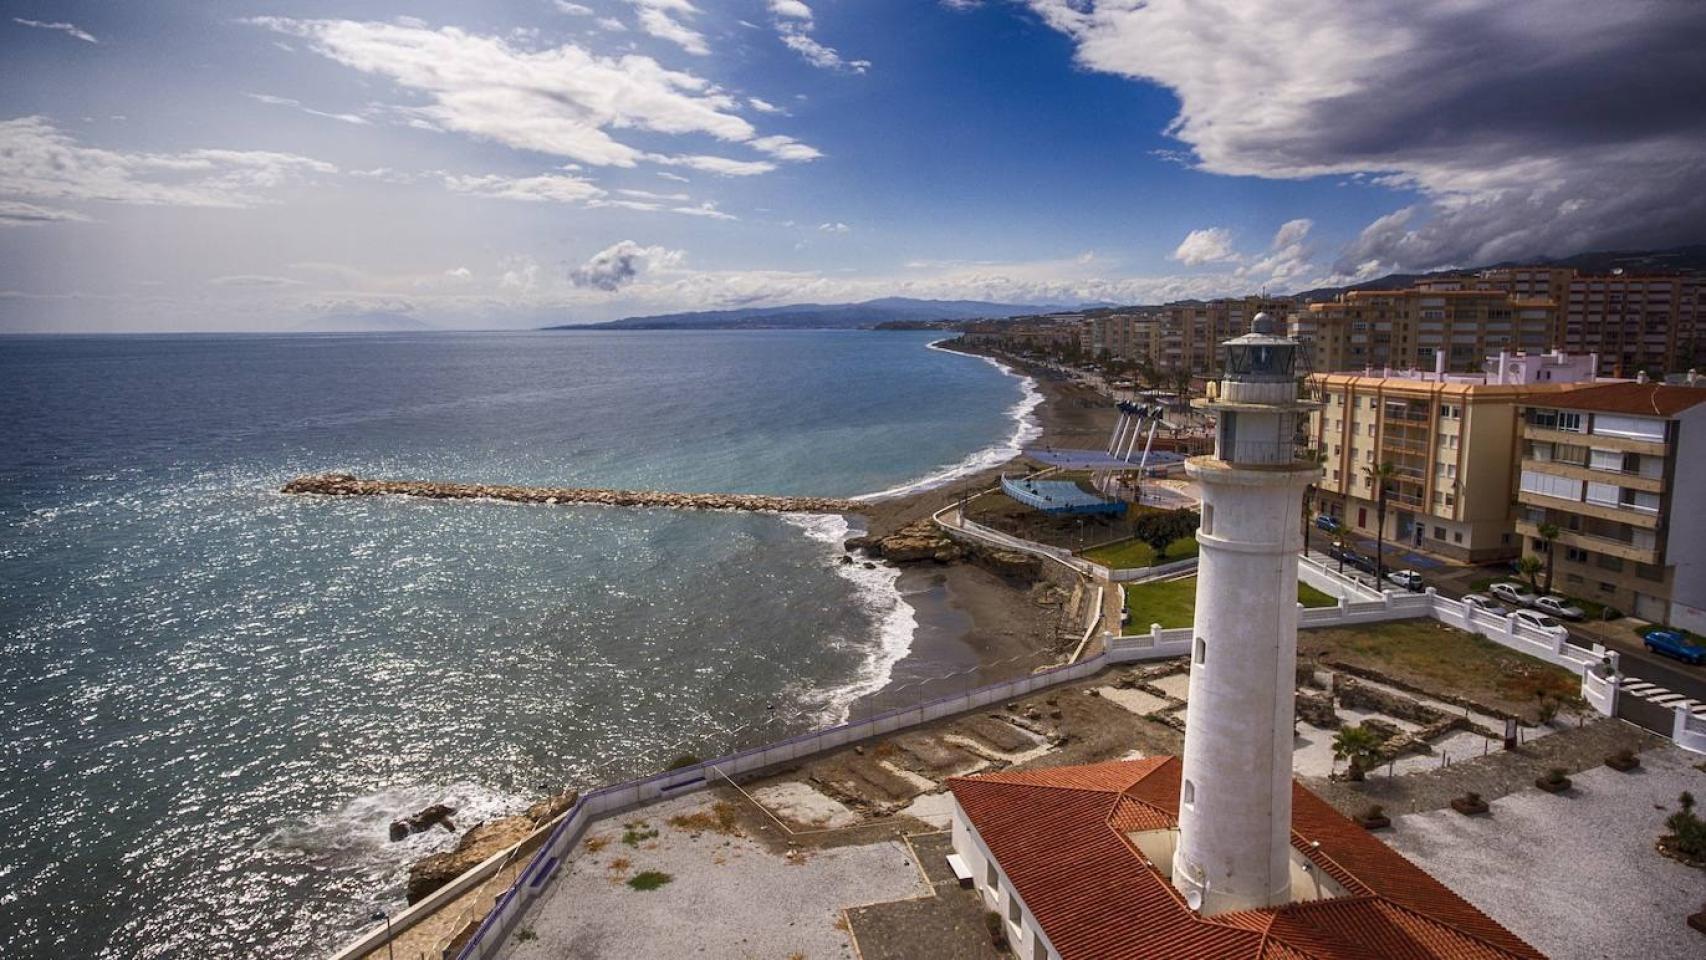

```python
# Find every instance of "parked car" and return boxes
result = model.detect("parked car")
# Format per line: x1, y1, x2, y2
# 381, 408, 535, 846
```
1533, 595, 1585, 621
1489, 582, 1538, 607
1460, 593, 1509, 617
1314, 515, 1341, 533
1513, 609, 1569, 639
1385, 570, 1425, 592
1644, 629, 1706, 666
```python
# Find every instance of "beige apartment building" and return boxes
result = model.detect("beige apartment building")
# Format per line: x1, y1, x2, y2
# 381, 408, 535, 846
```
1559, 275, 1702, 377
1307, 360, 1595, 562
1294, 289, 1557, 375
1515, 382, 1706, 629
1079, 312, 1161, 360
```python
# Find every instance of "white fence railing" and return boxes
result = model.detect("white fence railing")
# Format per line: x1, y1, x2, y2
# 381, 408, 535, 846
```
1105, 555, 1198, 583
1672, 707, 1706, 755
1297, 553, 1383, 601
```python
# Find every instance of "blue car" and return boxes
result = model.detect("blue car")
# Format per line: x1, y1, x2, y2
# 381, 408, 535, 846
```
1315, 515, 1341, 532
1644, 630, 1706, 666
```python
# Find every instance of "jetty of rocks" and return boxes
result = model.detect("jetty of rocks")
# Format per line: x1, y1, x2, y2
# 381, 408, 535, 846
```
280, 473, 865, 515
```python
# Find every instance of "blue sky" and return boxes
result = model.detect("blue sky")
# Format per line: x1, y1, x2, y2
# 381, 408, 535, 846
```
3, 1, 1703, 331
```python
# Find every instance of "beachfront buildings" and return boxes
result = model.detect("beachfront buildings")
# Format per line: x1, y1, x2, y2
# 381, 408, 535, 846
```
1515, 381, 1706, 631
1292, 288, 1559, 376
1306, 354, 1598, 562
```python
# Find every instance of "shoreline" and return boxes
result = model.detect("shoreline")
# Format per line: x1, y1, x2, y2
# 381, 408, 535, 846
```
841, 338, 1119, 713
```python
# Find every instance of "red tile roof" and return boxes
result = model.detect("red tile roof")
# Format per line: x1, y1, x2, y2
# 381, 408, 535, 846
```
947, 758, 1543, 960
1534, 382, 1706, 417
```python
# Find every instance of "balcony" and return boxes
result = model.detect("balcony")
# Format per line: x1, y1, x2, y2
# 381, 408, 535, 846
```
1523, 424, 1667, 456
1514, 518, 1661, 565
1519, 459, 1665, 494
1514, 489, 1662, 529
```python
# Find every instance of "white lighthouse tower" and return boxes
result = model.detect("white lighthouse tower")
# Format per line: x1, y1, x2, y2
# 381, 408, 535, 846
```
1171, 313, 1321, 916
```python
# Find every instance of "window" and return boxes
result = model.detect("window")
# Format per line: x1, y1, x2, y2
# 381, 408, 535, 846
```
1597, 554, 1624, 572
1453, 531, 1463, 543
1200, 503, 1213, 535
1193, 637, 1206, 665
1434, 526, 1446, 540
1566, 547, 1588, 563
1182, 779, 1196, 806
1520, 470, 1582, 500
1592, 414, 1665, 441
1636, 563, 1665, 582
1599, 581, 1617, 594
987, 862, 999, 891
1589, 448, 1624, 472
1009, 893, 1022, 925
1585, 482, 1620, 507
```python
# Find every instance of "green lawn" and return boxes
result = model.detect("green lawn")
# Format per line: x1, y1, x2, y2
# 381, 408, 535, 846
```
1082, 534, 1199, 570
1124, 576, 1337, 630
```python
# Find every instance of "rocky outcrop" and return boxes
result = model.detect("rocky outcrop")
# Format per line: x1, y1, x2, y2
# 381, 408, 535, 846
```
390, 803, 457, 841
283, 474, 862, 515
846, 520, 966, 564
976, 548, 1042, 582
405, 789, 578, 905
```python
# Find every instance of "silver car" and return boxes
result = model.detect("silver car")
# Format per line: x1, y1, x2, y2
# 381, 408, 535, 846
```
1460, 593, 1509, 616
1489, 581, 1538, 607
1533, 595, 1585, 621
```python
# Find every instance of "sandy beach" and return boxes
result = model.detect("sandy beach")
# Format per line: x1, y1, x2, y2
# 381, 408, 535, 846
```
852, 341, 1120, 710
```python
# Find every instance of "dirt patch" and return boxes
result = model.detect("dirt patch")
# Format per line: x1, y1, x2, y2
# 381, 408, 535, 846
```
959, 715, 1041, 754
750, 782, 862, 830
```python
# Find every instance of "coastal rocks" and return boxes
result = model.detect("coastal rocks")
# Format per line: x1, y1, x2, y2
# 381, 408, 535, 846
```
281, 474, 863, 516
976, 549, 1040, 582
847, 520, 963, 564
405, 789, 579, 904
390, 803, 457, 842
1295, 691, 1340, 729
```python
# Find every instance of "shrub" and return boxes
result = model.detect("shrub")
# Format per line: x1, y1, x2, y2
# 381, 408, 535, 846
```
627, 870, 674, 891
1363, 804, 1385, 820
1662, 792, 1706, 861
1537, 698, 1560, 725
1545, 767, 1568, 785
984, 911, 1009, 951
621, 822, 659, 846
665, 754, 701, 771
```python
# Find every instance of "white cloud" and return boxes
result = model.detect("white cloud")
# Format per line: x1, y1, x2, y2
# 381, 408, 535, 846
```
246, 92, 370, 125
1025, 0, 1706, 271
12, 18, 97, 43
749, 135, 822, 162
570, 240, 685, 290
442, 172, 606, 203
0, 116, 334, 210
248, 18, 819, 175
647, 153, 775, 176
0, 199, 91, 226
208, 274, 308, 287
657, 171, 691, 183
670, 201, 735, 220
1170, 227, 1237, 266
818, 221, 849, 233
595, 17, 628, 32
747, 97, 783, 114
766, 1, 869, 73
553, 2, 595, 14
445, 266, 473, 280
618, 188, 690, 201
624, 0, 709, 55
1235, 218, 1315, 286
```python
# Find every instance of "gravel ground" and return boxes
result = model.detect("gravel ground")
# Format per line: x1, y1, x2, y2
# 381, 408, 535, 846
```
1382, 744, 1706, 960
505, 793, 929, 960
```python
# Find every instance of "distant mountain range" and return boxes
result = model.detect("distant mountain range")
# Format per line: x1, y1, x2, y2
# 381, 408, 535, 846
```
546, 297, 1050, 331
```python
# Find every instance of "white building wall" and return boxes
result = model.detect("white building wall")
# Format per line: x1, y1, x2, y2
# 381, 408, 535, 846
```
1666, 407, 1706, 633
949, 799, 1061, 960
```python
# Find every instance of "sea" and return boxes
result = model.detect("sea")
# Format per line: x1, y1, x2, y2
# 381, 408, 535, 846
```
0, 329, 1039, 959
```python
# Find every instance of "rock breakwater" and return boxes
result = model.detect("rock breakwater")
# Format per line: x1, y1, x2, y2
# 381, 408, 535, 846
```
280, 474, 864, 515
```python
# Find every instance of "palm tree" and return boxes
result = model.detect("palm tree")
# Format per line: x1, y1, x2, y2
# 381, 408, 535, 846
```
1517, 555, 1544, 593
1361, 461, 1399, 583
1332, 724, 1382, 782
1537, 521, 1562, 593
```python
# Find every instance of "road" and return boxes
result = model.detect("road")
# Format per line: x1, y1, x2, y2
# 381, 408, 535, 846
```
1305, 533, 1706, 707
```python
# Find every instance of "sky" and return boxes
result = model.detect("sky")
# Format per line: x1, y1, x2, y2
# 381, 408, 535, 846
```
2, 0, 1704, 331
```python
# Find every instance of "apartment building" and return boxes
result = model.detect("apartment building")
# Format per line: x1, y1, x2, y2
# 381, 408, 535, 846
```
1158, 296, 1293, 374
1560, 275, 1702, 377
1307, 359, 1593, 562
1080, 312, 1161, 360
1294, 289, 1557, 375
1515, 382, 1706, 630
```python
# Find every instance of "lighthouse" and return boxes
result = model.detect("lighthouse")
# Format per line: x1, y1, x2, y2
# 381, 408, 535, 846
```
1170, 313, 1321, 915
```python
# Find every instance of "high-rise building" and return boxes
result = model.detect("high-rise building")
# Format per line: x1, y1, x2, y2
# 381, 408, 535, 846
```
1307, 354, 1596, 562
1515, 381, 1706, 630
1294, 289, 1557, 375
1559, 275, 1703, 377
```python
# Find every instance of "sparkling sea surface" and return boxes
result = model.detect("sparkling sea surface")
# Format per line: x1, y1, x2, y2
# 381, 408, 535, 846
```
0, 329, 1032, 959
